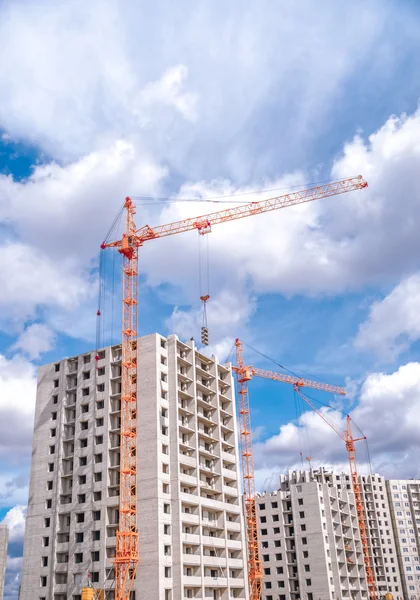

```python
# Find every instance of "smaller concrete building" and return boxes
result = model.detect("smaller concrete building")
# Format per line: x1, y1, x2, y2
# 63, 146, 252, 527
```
0, 525, 8, 600
256, 468, 404, 600
256, 470, 367, 600
387, 479, 420, 599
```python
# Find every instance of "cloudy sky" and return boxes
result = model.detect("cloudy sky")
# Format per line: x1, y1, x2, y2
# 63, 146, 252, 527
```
1, 1, 420, 597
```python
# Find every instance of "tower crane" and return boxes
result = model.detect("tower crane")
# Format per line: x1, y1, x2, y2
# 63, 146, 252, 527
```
233, 339, 346, 600
100, 175, 367, 600
294, 387, 376, 600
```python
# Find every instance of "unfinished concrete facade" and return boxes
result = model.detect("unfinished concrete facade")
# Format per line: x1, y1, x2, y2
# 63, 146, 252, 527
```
256, 469, 403, 600
0, 525, 7, 600
256, 470, 367, 600
386, 479, 420, 599
20, 333, 248, 600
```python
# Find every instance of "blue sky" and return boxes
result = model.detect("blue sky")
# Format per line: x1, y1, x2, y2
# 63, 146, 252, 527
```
1, 1, 420, 598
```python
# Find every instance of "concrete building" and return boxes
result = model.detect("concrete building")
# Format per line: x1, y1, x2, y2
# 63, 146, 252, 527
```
256, 469, 403, 600
20, 333, 248, 600
387, 479, 420, 599
0, 525, 8, 600
358, 473, 402, 598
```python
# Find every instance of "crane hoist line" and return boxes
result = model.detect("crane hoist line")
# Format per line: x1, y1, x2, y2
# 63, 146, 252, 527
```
99, 175, 368, 600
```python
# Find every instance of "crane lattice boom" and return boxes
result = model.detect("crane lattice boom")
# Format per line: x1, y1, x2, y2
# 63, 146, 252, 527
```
233, 363, 346, 396
102, 176, 367, 600
132, 176, 367, 244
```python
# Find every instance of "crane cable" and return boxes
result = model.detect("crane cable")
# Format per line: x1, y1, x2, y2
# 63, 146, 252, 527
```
198, 233, 210, 346
95, 218, 122, 593
97, 206, 124, 350
241, 339, 336, 387
129, 175, 363, 204
294, 388, 305, 469
294, 388, 313, 470
239, 340, 371, 474
241, 341, 303, 379
298, 388, 373, 474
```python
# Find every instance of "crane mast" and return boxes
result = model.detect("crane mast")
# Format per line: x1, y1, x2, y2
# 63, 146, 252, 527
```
295, 389, 376, 600
101, 176, 367, 600
235, 341, 263, 600
345, 416, 376, 600
109, 198, 140, 599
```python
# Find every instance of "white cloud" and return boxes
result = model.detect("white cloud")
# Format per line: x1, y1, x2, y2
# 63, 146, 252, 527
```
254, 361, 420, 486
0, 242, 96, 335
353, 362, 420, 456
141, 106, 420, 298
0, 474, 28, 508
0, 355, 36, 417
0, 2, 417, 351
329, 110, 420, 286
1, 506, 26, 543
0, 2, 418, 597
166, 287, 256, 350
0, 102, 418, 368
0, 140, 165, 260
123, 106, 420, 363
139, 65, 198, 122
355, 273, 420, 360
12, 324, 56, 360
0, 140, 165, 334
203, 337, 237, 365
0, 354, 37, 461
2, 100, 415, 347
0, 3, 198, 160
0, 0, 397, 172
2, 506, 26, 600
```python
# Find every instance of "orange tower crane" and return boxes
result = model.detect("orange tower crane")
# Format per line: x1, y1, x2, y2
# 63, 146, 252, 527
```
101, 175, 367, 600
233, 339, 346, 600
294, 387, 376, 600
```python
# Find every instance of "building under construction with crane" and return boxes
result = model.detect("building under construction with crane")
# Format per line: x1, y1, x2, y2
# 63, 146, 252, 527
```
19, 332, 420, 600
20, 333, 248, 599
20, 176, 374, 600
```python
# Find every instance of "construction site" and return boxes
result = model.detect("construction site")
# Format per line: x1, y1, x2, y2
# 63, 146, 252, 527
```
1, 2, 419, 600
12, 175, 415, 600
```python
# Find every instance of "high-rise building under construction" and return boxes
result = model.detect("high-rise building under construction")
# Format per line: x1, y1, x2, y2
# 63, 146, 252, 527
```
20, 333, 249, 600
255, 468, 403, 600
386, 479, 420, 599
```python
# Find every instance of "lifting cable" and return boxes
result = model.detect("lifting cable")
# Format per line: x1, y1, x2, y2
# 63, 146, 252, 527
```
241, 340, 335, 387
241, 341, 302, 379
198, 231, 210, 346
97, 206, 124, 353
130, 176, 359, 205
299, 389, 347, 435
365, 438, 373, 477
298, 389, 373, 473
294, 388, 305, 469
300, 391, 313, 470
91, 207, 125, 593
96, 249, 105, 355
239, 339, 371, 473
294, 388, 313, 470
